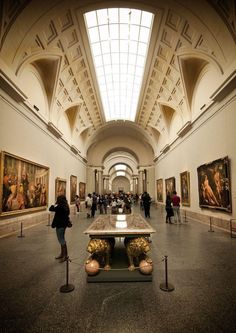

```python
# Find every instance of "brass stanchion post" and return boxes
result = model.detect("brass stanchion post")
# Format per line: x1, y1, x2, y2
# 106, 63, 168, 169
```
160, 255, 174, 292
208, 216, 214, 232
60, 257, 75, 293
46, 213, 51, 226
17, 222, 25, 238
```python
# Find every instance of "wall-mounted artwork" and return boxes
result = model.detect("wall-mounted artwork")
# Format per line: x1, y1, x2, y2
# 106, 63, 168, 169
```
0, 151, 49, 215
165, 177, 176, 196
156, 179, 163, 202
55, 178, 66, 201
197, 156, 231, 212
70, 175, 77, 204
180, 171, 190, 206
79, 182, 86, 200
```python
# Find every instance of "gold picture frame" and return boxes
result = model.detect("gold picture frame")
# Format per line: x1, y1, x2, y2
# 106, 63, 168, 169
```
0, 151, 49, 215
165, 177, 176, 196
55, 177, 66, 201
70, 175, 77, 204
197, 156, 231, 212
180, 171, 190, 206
156, 179, 163, 202
79, 182, 86, 201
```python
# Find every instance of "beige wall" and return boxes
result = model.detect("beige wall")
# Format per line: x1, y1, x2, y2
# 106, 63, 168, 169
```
155, 91, 236, 221
0, 91, 87, 206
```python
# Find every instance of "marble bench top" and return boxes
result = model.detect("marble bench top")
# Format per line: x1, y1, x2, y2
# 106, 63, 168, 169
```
84, 213, 156, 237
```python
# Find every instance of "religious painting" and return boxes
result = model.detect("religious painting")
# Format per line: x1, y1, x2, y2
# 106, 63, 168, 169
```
0, 151, 49, 215
55, 178, 66, 201
156, 179, 163, 202
197, 156, 231, 212
79, 182, 86, 200
165, 177, 176, 196
180, 171, 190, 206
70, 175, 77, 204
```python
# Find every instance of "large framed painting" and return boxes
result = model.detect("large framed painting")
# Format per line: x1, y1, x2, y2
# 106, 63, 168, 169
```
55, 178, 66, 200
165, 177, 176, 196
180, 171, 190, 206
0, 151, 49, 215
79, 182, 86, 201
156, 179, 163, 202
197, 156, 231, 212
70, 175, 77, 204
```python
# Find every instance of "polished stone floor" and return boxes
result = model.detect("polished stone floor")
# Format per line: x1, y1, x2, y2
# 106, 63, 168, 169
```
0, 205, 236, 333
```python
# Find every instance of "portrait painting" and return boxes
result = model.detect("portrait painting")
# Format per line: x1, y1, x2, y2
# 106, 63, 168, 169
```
180, 171, 190, 206
197, 156, 231, 212
79, 182, 86, 200
0, 151, 49, 215
70, 175, 77, 204
55, 178, 66, 201
165, 177, 176, 196
156, 179, 163, 202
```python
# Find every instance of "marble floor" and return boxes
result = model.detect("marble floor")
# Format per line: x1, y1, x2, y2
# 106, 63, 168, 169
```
0, 205, 236, 333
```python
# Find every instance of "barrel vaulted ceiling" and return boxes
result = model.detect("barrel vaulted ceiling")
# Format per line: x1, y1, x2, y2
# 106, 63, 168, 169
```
0, 0, 235, 162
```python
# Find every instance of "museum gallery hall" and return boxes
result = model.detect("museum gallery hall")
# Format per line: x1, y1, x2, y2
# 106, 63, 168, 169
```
0, 1, 236, 332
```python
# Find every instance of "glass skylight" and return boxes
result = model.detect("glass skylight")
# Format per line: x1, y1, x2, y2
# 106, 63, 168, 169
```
84, 8, 154, 121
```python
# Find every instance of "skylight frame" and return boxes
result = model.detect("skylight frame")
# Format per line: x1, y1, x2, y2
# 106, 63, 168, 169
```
84, 8, 154, 122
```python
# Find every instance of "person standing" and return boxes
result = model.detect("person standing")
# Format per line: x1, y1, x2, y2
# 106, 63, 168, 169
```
91, 192, 97, 218
75, 194, 80, 213
50, 195, 70, 262
142, 191, 151, 218
85, 193, 92, 218
165, 193, 174, 223
172, 190, 181, 224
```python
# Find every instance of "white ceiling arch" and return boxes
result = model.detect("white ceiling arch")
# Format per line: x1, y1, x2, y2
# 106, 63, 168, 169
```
103, 151, 139, 176
0, 0, 235, 161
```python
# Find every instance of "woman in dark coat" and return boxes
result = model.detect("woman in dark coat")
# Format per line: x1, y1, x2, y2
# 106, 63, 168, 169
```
165, 193, 174, 223
49, 195, 70, 262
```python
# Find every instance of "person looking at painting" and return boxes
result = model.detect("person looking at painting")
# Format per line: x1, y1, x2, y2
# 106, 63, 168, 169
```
49, 195, 70, 263
165, 193, 174, 223
171, 190, 181, 224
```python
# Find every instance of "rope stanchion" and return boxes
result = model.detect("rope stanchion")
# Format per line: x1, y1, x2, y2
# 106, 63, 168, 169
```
60, 257, 75, 293
17, 222, 25, 238
230, 219, 236, 238
184, 210, 188, 223
159, 255, 174, 292
46, 213, 51, 227
208, 216, 214, 232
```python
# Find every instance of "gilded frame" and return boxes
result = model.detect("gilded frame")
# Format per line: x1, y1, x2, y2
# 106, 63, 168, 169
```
70, 175, 77, 204
79, 182, 86, 201
197, 156, 232, 212
0, 151, 49, 215
156, 178, 163, 202
180, 171, 190, 206
165, 177, 176, 196
55, 177, 66, 201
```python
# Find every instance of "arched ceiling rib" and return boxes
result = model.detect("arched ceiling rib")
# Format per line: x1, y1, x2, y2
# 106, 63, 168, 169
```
0, 0, 235, 159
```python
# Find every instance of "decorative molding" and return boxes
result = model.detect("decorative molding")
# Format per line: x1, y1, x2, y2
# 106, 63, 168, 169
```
160, 144, 170, 154
177, 121, 192, 137
70, 145, 80, 155
47, 122, 63, 138
0, 70, 27, 102
210, 71, 236, 102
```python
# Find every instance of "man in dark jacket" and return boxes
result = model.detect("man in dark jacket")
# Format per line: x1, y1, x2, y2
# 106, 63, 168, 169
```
142, 191, 151, 218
